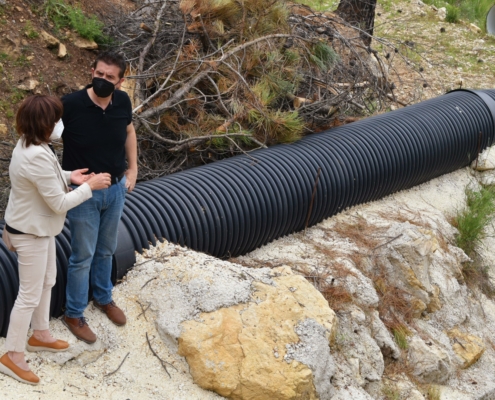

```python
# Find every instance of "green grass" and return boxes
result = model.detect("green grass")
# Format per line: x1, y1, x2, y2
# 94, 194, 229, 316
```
382, 385, 401, 400
23, 21, 39, 39
14, 55, 30, 67
445, 4, 460, 23
455, 186, 495, 257
294, 0, 338, 11
392, 325, 410, 349
423, 0, 493, 30
43, 0, 108, 43
297, 0, 493, 32
453, 185, 495, 295
0, 88, 26, 119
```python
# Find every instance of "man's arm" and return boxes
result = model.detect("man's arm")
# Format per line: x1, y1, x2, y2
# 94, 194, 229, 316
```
124, 122, 138, 192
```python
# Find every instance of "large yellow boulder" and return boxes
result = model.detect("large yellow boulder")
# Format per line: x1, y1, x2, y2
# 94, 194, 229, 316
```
178, 269, 337, 400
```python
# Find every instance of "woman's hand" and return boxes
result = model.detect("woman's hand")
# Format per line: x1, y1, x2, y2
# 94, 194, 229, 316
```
86, 173, 111, 191
70, 168, 93, 185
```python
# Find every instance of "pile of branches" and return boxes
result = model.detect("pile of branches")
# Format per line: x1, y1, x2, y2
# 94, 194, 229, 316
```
106, 0, 400, 178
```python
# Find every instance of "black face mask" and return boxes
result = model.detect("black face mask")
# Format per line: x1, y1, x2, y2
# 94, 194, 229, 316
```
92, 77, 116, 98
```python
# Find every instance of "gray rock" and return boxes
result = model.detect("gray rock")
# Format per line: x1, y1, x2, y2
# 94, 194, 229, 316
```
285, 318, 336, 400
408, 335, 452, 383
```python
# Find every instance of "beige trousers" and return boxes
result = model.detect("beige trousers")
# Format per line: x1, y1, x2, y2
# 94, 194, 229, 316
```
4, 234, 56, 352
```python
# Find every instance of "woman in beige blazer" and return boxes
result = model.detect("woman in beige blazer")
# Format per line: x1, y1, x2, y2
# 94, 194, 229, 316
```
0, 95, 111, 385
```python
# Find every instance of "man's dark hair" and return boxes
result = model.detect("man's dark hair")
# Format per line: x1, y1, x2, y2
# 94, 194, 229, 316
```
17, 95, 63, 147
93, 51, 127, 79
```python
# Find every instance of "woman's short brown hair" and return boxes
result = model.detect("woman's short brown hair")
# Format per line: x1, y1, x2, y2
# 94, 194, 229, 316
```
16, 95, 63, 147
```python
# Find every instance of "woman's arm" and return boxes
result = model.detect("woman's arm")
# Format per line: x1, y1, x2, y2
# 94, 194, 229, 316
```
24, 152, 93, 214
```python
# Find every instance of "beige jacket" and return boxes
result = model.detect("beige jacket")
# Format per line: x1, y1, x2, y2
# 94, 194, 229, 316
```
5, 139, 92, 237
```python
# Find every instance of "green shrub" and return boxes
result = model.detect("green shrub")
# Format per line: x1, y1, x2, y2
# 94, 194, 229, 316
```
66, 7, 105, 41
455, 186, 495, 257
446, 5, 460, 23
43, 0, 108, 43
453, 185, 495, 295
310, 42, 339, 72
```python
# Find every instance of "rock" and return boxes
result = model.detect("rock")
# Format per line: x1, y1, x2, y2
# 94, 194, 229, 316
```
447, 328, 484, 368
177, 270, 338, 400
417, 0, 425, 7
469, 23, 482, 34
438, 7, 447, 20
332, 386, 374, 399
471, 150, 495, 171
367, 53, 388, 89
40, 30, 59, 48
17, 79, 39, 91
336, 259, 380, 307
334, 306, 384, 385
58, 43, 67, 59
369, 310, 400, 359
0, 124, 7, 136
433, 385, 475, 400
426, 285, 442, 313
0, 35, 20, 57
378, 224, 439, 306
372, 379, 424, 400
407, 336, 452, 383
74, 37, 98, 50
72, 349, 106, 367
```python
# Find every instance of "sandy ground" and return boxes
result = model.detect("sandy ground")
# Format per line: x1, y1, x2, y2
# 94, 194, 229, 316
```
0, 262, 224, 400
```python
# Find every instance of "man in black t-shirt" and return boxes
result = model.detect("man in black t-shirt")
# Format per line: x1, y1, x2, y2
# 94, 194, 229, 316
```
61, 51, 137, 344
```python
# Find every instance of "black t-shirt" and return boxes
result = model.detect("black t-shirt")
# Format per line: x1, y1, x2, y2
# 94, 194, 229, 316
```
61, 86, 132, 177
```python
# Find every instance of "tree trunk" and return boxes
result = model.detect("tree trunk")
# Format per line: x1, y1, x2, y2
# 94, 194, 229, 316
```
336, 0, 377, 46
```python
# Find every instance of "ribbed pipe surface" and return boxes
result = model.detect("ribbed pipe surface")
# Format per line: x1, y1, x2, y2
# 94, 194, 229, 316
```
117, 89, 495, 253
1, 89, 495, 337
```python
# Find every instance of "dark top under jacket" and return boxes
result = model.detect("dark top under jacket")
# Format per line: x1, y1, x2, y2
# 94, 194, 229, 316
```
61, 86, 132, 179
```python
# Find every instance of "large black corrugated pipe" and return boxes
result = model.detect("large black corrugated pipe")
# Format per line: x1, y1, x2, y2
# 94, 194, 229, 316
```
1, 89, 495, 337
115, 88, 495, 262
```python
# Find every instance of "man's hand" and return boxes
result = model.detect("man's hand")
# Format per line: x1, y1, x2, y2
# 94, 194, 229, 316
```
70, 168, 94, 185
125, 168, 137, 192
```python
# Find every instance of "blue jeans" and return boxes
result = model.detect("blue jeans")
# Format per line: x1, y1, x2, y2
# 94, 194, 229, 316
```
65, 177, 127, 318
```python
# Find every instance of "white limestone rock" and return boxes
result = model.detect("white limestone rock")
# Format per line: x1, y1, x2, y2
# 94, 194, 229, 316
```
369, 310, 400, 359
408, 335, 453, 383
438, 7, 447, 20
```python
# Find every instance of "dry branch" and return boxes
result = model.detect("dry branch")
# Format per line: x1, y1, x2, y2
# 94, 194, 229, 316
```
145, 332, 177, 378
104, 352, 130, 377
103, 0, 425, 179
